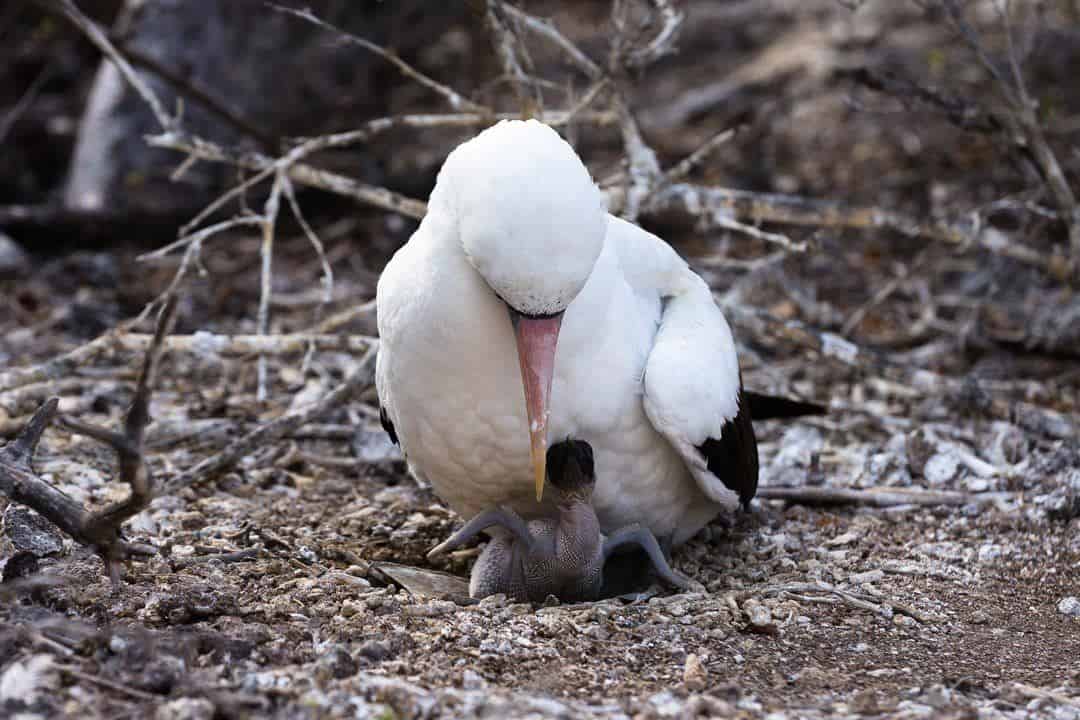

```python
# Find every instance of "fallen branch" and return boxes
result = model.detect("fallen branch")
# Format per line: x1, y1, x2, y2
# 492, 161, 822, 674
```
39, 0, 174, 132
648, 183, 1065, 277
756, 486, 1011, 508
939, 0, 1080, 275
0, 297, 178, 586
0, 322, 138, 395
255, 173, 284, 401
486, 0, 543, 114
624, 0, 684, 68
0, 379, 110, 419
163, 343, 378, 492
269, 2, 487, 114
113, 332, 375, 358
724, 301, 1078, 439
747, 580, 939, 623
148, 130, 428, 219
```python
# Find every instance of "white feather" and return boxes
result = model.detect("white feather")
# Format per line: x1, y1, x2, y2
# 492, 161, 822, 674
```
377, 122, 746, 545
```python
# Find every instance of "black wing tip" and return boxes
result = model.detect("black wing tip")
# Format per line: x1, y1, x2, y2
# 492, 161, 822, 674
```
379, 406, 399, 445
697, 388, 760, 506
744, 391, 826, 421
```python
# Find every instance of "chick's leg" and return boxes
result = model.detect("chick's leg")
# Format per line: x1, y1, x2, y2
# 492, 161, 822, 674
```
427, 507, 535, 560
602, 524, 704, 593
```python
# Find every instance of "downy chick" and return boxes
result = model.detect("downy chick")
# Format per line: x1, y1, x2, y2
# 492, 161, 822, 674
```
427, 439, 701, 602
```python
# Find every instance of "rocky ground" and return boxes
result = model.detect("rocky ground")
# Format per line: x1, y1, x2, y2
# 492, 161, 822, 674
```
2, 0, 1080, 718
0, 240, 1077, 719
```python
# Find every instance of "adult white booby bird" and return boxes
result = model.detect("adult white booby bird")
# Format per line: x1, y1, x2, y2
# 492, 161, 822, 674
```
376, 119, 813, 546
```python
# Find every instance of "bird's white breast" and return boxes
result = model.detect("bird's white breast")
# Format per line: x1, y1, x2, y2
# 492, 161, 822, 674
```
376, 221, 719, 544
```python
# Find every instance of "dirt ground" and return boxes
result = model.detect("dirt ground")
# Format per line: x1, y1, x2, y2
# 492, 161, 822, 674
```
2, 0, 1080, 718
1, 238, 1076, 719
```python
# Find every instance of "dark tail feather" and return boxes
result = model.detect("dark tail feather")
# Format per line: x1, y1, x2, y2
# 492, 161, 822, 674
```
744, 391, 826, 420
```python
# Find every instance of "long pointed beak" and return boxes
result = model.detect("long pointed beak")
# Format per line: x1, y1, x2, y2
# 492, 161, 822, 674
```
510, 310, 563, 502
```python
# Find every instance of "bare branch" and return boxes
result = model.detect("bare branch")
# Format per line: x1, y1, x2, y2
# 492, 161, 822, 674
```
0, 297, 179, 586
256, 174, 284, 402
710, 214, 806, 253
613, 97, 662, 221
625, 0, 685, 68
499, 4, 604, 80
757, 485, 1010, 508
938, 0, 1080, 275
485, 0, 543, 114
38, 0, 174, 131
267, 3, 487, 114
147, 130, 429, 219
646, 183, 1068, 277
114, 37, 275, 149
662, 127, 738, 185
113, 332, 375, 358
281, 175, 334, 315
164, 344, 379, 492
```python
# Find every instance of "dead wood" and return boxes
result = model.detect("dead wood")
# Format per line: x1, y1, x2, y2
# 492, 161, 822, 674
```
756, 485, 1011, 508
163, 343, 378, 492
936, 0, 1080, 276
0, 296, 177, 586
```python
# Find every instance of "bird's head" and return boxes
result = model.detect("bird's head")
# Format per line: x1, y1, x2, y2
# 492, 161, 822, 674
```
546, 439, 596, 504
431, 120, 607, 502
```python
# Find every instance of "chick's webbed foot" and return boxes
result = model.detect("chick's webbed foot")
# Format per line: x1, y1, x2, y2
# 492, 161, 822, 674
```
602, 523, 704, 593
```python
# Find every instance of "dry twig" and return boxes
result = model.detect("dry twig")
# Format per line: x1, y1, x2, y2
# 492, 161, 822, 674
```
0, 297, 178, 586
723, 300, 1078, 439
756, 486, 1011, 508
938, 0, 1080, 276
623, 0, 684, 68
38, 0, 174, 131
269, 2, 487, 114
113, 332, 375, 358
485, 0, 543, 114
164, 344, 378, 492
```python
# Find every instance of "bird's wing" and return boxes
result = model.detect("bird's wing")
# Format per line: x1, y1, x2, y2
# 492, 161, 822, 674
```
608, 216, 759, 508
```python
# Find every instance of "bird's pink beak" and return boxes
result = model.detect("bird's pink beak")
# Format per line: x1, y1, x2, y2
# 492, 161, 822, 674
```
511, 311, 563, 502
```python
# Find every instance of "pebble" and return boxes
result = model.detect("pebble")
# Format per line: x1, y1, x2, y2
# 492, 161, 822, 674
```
743, 599, 772, 628
977, 544, 1003, 565
357, 640, 394, 662
404, 600, 456, 618
315, 645, 357, 680
0, 233, 29, 276
848, 569, 884, 585
2, 505, 64, 557
109, 635, 129, 654
340, 599, 364, 618
827, 531, 860, 547
461, 669, 486, 690
155, 698, 215, 720
1058, 596, 1080, 617
923, 450, 962, 486
682, 653, 707, 691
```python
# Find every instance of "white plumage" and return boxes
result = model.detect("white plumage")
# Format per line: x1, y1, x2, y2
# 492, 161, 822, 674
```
376, 120, 749, 546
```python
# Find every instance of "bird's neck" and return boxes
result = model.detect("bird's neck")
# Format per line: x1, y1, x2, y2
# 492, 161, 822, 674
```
556, 498, 602, 554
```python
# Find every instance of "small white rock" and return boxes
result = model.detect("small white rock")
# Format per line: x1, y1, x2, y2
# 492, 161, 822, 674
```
1058, 596, 1080, 617
924, 450, 962, 486
977, 544, 1003, 564
461, 669, 486, 690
